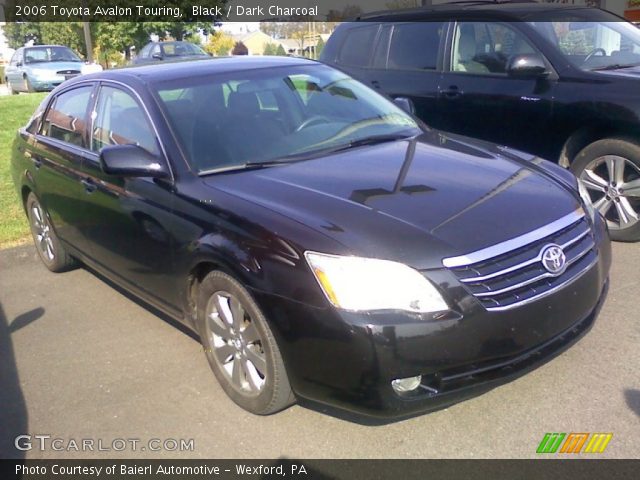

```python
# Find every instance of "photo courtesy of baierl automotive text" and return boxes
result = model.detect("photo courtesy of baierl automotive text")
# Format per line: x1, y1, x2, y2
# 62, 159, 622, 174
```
0, 0, 638, 477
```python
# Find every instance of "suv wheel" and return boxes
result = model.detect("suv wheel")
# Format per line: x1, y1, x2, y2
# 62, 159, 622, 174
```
571, 138, 640, 242
26, 193, 77, 271
197, 270, 294, 415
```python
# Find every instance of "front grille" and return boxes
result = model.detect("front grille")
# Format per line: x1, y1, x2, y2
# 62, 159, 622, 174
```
56, 70, 80, 75
444, 211, 597, 311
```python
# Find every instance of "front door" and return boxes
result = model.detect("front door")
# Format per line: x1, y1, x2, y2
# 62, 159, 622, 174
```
436, 21, 556, 158
78, 83, 180, 311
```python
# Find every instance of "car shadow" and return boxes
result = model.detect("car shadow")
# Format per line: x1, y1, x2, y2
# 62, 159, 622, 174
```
624, 389, 640, 418
81, 265, 200, 343
0, 302, 31, 459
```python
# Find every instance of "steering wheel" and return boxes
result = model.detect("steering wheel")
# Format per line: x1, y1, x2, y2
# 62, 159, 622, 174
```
583, 48, 607, 64
295, 115, 330, 132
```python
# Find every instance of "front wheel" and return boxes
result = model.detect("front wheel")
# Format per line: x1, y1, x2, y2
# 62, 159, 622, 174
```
26, 193, 77, 272
197, 270, 294, 415
571, 138, 640, 242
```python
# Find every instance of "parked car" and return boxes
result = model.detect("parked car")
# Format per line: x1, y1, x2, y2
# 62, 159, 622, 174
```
4, 45, 102, 94
321, 2, 640, 241
12, 57, 610, 418
131, 41, 210, 64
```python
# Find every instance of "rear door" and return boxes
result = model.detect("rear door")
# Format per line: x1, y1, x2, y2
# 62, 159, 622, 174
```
31, 83, 96, 255
361, 22, 449, 130
435, 21, 556, 157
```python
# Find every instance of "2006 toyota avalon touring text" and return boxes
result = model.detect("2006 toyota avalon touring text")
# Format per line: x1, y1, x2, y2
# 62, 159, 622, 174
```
11, 57, 611, 418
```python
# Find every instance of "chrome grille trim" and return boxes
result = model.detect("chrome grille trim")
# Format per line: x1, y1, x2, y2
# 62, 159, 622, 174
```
473, 242, 594, 298
442, 209, 585, 268
443, 211, 597, 311
482, 257, 598, 312
459, 228, 590, 284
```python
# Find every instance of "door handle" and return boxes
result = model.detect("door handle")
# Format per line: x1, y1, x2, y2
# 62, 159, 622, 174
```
371, 80, 381, 89
441, 86, 463, 99
81, 178, 97, 194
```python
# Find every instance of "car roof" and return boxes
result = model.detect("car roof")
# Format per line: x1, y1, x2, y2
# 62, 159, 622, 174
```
71, 56, 320, 86
356, 2, 598, 21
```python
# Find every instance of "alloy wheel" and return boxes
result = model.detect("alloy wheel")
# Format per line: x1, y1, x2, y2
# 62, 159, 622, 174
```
580, 155, 640, 231
205, 291, 267, 395
31, 202, 56, 261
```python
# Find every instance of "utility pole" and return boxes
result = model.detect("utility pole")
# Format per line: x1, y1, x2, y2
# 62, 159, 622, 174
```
81, 0, 93, 62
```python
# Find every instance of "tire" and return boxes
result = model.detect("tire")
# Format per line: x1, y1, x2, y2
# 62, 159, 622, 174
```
26, 193, 77, 272
196, 270, 294, 415
571, 137, 640, 242
23, 76, 35, 93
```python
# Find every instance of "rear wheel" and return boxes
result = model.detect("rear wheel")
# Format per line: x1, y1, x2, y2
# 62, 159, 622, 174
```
197, 270, 294, 415
571, 138, 640, 242
26, 193, 77, 272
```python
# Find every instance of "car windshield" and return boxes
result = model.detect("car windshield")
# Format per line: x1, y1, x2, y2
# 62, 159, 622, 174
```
163, 42, 207, 57
529, 18, 640, 71
154, 64, 421, 173
24, 46, 82, 64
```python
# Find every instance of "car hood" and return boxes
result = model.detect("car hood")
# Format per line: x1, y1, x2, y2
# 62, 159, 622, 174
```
203, 132, 582, 270
26, 62, 83, 73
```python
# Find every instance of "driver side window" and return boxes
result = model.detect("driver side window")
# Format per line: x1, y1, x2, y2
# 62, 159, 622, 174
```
452, 22, 537, 75
91, 86, 159, 155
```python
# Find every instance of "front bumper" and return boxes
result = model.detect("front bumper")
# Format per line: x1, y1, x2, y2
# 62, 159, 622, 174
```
252, 216, 611, 419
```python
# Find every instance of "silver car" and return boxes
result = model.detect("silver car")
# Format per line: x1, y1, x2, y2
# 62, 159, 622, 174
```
4, 45, 101, 94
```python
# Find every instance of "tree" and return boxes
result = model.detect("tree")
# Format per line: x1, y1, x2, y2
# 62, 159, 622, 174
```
205, 31, 234, 56
40, 23, 87, 57
276, 44, 287, 56
263, 43, 278, 56
3, 23, 42, 49
232, 41, 248, 56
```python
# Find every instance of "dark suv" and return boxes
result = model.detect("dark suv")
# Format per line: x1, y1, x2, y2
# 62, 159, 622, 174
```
321, 2, 640, 241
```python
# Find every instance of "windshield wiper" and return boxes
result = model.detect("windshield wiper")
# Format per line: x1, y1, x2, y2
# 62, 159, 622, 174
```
591, 63, 640, 71
329, 133, 415, 153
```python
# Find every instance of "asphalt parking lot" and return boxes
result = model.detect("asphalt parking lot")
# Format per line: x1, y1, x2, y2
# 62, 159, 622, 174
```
0, 242, 638, 460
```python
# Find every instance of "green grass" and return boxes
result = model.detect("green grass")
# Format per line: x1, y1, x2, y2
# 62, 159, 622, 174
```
0, 92, 47, 247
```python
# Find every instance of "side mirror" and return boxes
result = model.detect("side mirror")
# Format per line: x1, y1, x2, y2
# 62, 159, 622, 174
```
507, 54, 549, 79
99, 144, 169, 178
16, 61, 23, 67
393, 96, 415, 115
152, 53, 163, 60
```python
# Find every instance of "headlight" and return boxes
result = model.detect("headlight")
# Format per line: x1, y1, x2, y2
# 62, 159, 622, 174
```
30, 68, 56, 79
305, 251, 448, 313
578, 179, 597, 222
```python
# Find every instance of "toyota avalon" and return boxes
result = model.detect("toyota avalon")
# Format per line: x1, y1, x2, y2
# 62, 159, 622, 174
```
11, 57, 611, 418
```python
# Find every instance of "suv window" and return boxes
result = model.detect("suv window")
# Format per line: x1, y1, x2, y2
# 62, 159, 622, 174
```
41, 86, 92, 147
388, 22, 445, 70
337, 25, 378, 67
452, 22, 537, 75
91, 86, 159, 155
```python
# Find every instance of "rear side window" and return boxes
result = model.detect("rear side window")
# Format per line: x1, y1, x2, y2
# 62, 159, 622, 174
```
388, 22, 445, 71
91, 86, 159, 155
41, 86, 92, 147
337, 25, 378, 67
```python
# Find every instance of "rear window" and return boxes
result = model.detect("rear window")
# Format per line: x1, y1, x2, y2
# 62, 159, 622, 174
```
388, 23, 445, 71
41, 86, 92, 148
337, 25, 379, 67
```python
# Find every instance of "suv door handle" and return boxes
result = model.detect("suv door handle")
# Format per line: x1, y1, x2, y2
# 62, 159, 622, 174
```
441, 86, 463, 99
371, 80, 381, 89
81, 178, 97, 194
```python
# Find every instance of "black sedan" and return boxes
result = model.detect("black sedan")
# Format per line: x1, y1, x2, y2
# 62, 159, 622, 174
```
11, 57, 611, 418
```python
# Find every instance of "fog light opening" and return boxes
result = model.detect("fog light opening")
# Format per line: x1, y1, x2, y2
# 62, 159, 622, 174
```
391, 375, 422, 394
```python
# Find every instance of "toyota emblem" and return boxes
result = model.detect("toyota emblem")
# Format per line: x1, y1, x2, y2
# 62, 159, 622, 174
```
540, 244, 567, 275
